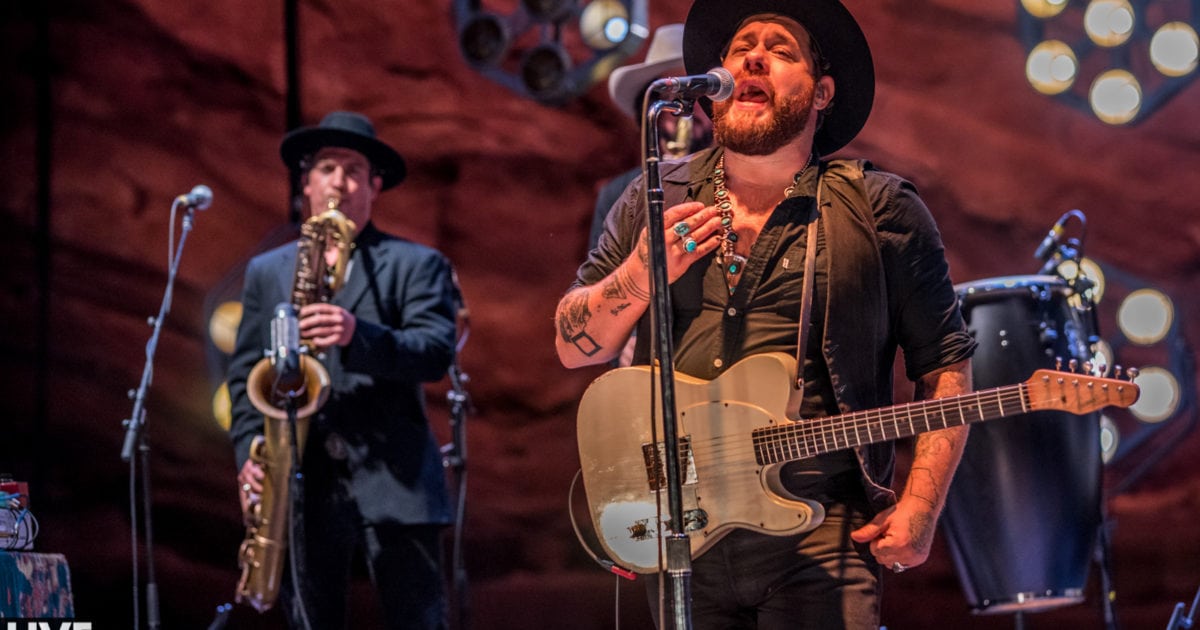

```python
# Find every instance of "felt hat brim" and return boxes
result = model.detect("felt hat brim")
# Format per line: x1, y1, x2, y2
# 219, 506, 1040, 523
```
280, 111, 407, 190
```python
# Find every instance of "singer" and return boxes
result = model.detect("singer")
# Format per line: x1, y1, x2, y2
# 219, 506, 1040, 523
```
226, 111, 457, 629
555, 2, 976, 629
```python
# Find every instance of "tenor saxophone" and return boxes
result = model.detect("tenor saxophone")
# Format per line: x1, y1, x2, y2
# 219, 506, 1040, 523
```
235, 196, 356, 612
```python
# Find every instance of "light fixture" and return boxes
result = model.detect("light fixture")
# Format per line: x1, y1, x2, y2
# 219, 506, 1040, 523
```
1018, 0, 1200, 125
454, 0, 649, 105
1085, 260, 1196, 495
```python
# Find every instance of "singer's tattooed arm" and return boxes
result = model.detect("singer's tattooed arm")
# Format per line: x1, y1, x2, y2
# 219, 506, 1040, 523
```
555, 258, 652, 368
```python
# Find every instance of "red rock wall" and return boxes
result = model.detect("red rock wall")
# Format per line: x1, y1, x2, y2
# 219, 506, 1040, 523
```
3, 0, 1198, 627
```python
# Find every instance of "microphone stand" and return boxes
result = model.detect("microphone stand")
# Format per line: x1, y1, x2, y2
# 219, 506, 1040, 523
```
120, 199, 200, 630
641, 94, 693, 630
442, 282, 471, 630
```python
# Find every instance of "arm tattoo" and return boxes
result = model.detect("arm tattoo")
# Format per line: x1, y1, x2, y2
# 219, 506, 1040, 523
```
905, 467, 940, 509
908, 510, 935, 553
601, 276, 626, 300
616, 266, 650, 302
558, 290, 602, 356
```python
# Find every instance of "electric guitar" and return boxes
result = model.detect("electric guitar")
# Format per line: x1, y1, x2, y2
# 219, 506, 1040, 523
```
575, 352, 1139, 574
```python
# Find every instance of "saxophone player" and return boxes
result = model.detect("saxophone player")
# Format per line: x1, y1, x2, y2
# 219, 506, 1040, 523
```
227, 110, 458, 629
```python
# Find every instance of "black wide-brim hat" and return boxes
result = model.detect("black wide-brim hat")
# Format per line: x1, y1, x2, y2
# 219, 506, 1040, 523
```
682, 0, 874, 156
279, 111, 407, 190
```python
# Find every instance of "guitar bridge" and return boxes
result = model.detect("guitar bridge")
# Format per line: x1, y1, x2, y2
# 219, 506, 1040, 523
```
641, 436, 698, 491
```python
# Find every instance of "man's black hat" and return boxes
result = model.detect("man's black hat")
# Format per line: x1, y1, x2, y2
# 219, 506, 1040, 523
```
280, 111, 407, 190
682, 0, 875, 156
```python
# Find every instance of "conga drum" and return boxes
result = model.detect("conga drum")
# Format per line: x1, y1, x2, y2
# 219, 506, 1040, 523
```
940, 275, 1102, 614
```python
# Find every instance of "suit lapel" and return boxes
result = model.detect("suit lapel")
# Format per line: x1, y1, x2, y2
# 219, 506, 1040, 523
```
333, 223, 388, 313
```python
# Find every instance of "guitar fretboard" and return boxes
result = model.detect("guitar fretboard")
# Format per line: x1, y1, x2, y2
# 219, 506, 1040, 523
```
750, 381, 1032, 465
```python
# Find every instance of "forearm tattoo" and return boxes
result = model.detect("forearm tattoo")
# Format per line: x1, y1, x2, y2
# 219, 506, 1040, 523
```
615, 265, 650, 302
908, 510, 935, 553
558, 290, 601, 356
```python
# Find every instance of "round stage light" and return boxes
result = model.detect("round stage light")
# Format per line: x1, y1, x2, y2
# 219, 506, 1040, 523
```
460, 12, 510, 68
1150, 22, 1200, 77
580, 0, 629, 50
1084, 0, 1136, 47
209, 301, 243, 355
1099, 414, 1119, 463
1117, 288, 1174, 345
1021, 0, 1070, 19
213, 382, 232, 431
521, 43, 572, 100
1026, 40, 1079, 95
1129, 366, 1181, 423
1089, 69, 1142, 124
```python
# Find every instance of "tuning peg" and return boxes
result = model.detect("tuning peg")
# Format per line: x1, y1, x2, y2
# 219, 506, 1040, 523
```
1083, 361, 1094, 375
1069, 358, 1079, 373
1055, 357, 1064, 370
1126, 366, 1140, 382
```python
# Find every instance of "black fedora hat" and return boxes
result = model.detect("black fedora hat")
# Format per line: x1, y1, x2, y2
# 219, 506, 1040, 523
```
280, 111, 407, 190
682, 0, 874, 156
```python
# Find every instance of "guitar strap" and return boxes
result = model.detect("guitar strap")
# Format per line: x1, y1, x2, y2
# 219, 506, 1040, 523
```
785, 166, 823, 421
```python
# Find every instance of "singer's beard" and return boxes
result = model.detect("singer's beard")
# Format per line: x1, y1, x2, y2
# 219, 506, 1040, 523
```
713, 86, 814, 156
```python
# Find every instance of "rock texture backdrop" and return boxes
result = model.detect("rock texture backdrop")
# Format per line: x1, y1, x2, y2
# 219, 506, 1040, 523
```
3, 0, 1199, 628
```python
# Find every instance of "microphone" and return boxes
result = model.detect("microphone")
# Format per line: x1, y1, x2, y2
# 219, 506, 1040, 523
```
269, 303, 303, 394
1033, 211, 1072, 260
649, 67, 735, 102
177, 184, 213, 210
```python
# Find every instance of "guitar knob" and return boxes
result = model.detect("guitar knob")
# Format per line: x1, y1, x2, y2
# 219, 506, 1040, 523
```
1126, 366, 1140, 382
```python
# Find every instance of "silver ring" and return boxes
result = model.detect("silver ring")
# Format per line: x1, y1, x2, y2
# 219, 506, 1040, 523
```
673, 221, 690, 237
242, 483, 252, 493
891, 562, 906, 573
683, 237, 698, 253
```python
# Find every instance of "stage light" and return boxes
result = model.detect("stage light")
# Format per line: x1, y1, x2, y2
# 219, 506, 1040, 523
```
1117, 288, 1174, 345
1022, 0, 1070, 19
580, 0, 629, 50
1018, 0, 1199, 124
1084, 260, 1196, 495
1026, 40, 1079, 95
1084, 0, 1136, 47
1150, 22, 1200, 77
1052, 256, 1106, 303
1099, 414, 1119, 463
521, 43, 572, 99
1129, 366, 1181, 422
523, 0, 575, 23
1089, 69, 1142, 124
459, 11, 510, 67
208, 300, 243, 355
453, 0, 648, 105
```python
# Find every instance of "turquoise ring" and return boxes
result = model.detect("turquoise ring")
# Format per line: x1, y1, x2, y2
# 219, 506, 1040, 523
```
673, 221, 690, 237
683, 237, 698, 253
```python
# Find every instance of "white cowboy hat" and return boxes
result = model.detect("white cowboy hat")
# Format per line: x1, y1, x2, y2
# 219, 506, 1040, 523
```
607, 23, 686, 120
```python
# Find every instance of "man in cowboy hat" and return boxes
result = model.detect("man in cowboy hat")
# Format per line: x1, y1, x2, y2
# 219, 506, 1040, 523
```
228, 110, 457, 629
556, 0, 975, 626
589, 23, 714, 250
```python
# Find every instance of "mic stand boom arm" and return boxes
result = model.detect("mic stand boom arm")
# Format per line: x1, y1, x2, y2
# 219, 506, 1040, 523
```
641, 95, 693, 630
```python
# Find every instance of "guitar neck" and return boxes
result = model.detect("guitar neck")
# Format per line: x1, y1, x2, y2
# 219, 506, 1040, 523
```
751, 382, 1030, 464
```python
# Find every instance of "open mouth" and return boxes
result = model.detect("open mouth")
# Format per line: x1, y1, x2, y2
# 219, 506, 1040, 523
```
735, 81, 771, 104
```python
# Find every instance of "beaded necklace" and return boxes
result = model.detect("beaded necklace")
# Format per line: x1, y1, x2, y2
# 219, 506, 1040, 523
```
714, 152, 814, 294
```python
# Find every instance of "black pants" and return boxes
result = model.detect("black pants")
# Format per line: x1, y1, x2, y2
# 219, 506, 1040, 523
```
282, 506, 447, 630
646, 503, 881, 630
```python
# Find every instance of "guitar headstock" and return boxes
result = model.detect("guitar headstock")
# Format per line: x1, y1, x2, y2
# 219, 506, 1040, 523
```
1025, 369, 1141, 414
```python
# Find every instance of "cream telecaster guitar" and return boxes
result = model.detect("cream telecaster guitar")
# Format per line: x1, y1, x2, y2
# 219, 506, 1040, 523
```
576, 352, 1139, 574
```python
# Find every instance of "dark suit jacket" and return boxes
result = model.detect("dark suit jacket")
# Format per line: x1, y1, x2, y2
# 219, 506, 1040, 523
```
228, 222, 456, 526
